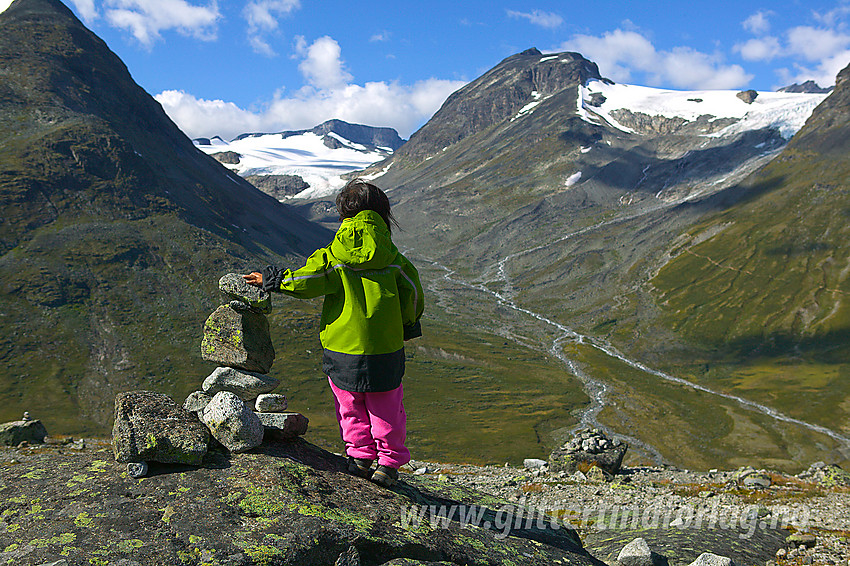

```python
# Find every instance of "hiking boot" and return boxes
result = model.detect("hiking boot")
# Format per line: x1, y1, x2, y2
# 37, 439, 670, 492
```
371, 465, 399, 488
347, 457, 373, 479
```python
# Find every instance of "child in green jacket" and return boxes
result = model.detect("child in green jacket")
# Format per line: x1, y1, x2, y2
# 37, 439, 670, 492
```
244, 179, 424, 487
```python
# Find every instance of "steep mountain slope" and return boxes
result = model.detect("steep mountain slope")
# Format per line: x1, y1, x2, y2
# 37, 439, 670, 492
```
368, 48, 848, 469
0, 0, 332, 433
646, 63, 850, 433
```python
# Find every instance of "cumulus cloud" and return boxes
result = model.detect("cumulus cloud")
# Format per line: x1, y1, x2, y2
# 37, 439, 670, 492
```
156, 79, 465, 140
243, 0, 300, 56
294, 35, 354, 90
155, 36, 466, 140
743, 11, 773, 35
506, 9, 563, 29
103, 0, 220, 46
559, 29, 752, 89
735, 37, 782, 61
787, 26, 850, 62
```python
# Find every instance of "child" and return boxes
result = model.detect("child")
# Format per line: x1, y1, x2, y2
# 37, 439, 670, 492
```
244, 178, 424, 487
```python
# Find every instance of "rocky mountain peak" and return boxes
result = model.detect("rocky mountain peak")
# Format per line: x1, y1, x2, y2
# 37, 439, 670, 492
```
391, 48, 604, 162
778, 80, 834, 94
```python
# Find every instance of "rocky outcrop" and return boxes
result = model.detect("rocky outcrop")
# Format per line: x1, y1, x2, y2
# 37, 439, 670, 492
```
210, 150, 241, 164
778, 80, 833, 94
608, 109, 738, 135
244, 174, 310, 200
0, 438, 595, 566
112, 391, 210, 465
736, 89, 758, 104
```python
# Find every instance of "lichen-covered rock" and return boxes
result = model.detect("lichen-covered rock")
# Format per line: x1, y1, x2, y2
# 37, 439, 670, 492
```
201, 391, 264, 453
112, 391, 209, 465
256, 393, 288, 412
183, 391, 213, 413
202, 367, 280, 400
0, 437, 592, 566
0, 419, 48, 446
257, 412, 309, 440
549, 429, 628, 476
219, 273, 272, 313
200, 304, 275, 373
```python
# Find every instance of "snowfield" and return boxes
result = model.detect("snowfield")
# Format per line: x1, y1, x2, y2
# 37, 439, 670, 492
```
579, 80, 828, 139
194, 132, 391, 200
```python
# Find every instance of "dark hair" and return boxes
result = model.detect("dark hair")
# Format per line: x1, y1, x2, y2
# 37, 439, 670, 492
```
335, 178, 400, 234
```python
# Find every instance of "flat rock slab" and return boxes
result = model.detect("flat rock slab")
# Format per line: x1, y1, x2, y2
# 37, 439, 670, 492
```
112, 391, 209, 465
202, 366, 280, 400
201, 391, 264, 453
256, 393, 288, 412
0, 420, 47, 446
0, 438, 594, 566
219, 273, 271, 314
201, 304, 275, 374
257, 412, 309, 440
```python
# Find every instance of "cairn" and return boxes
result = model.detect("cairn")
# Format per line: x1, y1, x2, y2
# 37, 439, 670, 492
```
112, 273, 308, 477
549, 428, 628, 479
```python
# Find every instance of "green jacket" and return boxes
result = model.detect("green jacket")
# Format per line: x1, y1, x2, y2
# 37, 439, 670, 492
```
263, 210, 424, 392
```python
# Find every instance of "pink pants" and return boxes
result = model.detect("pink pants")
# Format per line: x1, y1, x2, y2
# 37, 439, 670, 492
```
328, 377, 411, 468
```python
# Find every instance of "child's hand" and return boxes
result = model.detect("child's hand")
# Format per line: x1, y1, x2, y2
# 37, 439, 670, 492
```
243, 272, 263, 287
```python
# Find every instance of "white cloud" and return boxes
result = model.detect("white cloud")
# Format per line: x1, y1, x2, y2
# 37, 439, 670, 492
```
735, 37, 782, 61
743, 11, 773, 35
370, 31, 390, 42
294, 35, 353, 90
782, 50, 850, 87
155, 36, 466, 140
242, 0, 300, 56
69, 0, 99, 22
559, 29, 752, 89
103, 0, 220, 46
787, 26, 850, 62
156, 78, 466, 141
506, 9, 563, 29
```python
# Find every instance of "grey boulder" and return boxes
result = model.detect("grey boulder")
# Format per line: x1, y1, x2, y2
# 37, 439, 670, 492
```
202, 367, 280, 400
617, 537, 654, 566
0, 419, 48, 446
219, 273, 272, 314
256, 412, 309, 440
201, 391, 264, 453
687, 553, 734, 566
200, 304, 275, 373
112, 391, 209, 465
255, 393, 288, 412
183, 391, 213, 413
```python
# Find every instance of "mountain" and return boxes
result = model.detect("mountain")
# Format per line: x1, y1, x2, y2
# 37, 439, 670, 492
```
193, 119, 403, 200
0, 0, 333, 433
778, 80, 834, 94
365, 48, 847, 470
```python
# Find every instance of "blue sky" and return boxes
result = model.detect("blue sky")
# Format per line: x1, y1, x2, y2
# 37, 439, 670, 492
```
4, 0, 849, 140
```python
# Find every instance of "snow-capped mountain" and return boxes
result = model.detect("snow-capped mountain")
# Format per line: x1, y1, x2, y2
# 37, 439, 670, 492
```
193, 119, 403, 200
579, 79, 827, 140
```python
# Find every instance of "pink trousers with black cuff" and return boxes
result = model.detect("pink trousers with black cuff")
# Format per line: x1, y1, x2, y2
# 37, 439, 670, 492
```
328, 377, 411, 469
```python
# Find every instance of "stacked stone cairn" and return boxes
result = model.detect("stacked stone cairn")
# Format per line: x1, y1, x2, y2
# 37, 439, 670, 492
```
549, 428, 628, 480
112, 273, 308, 477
